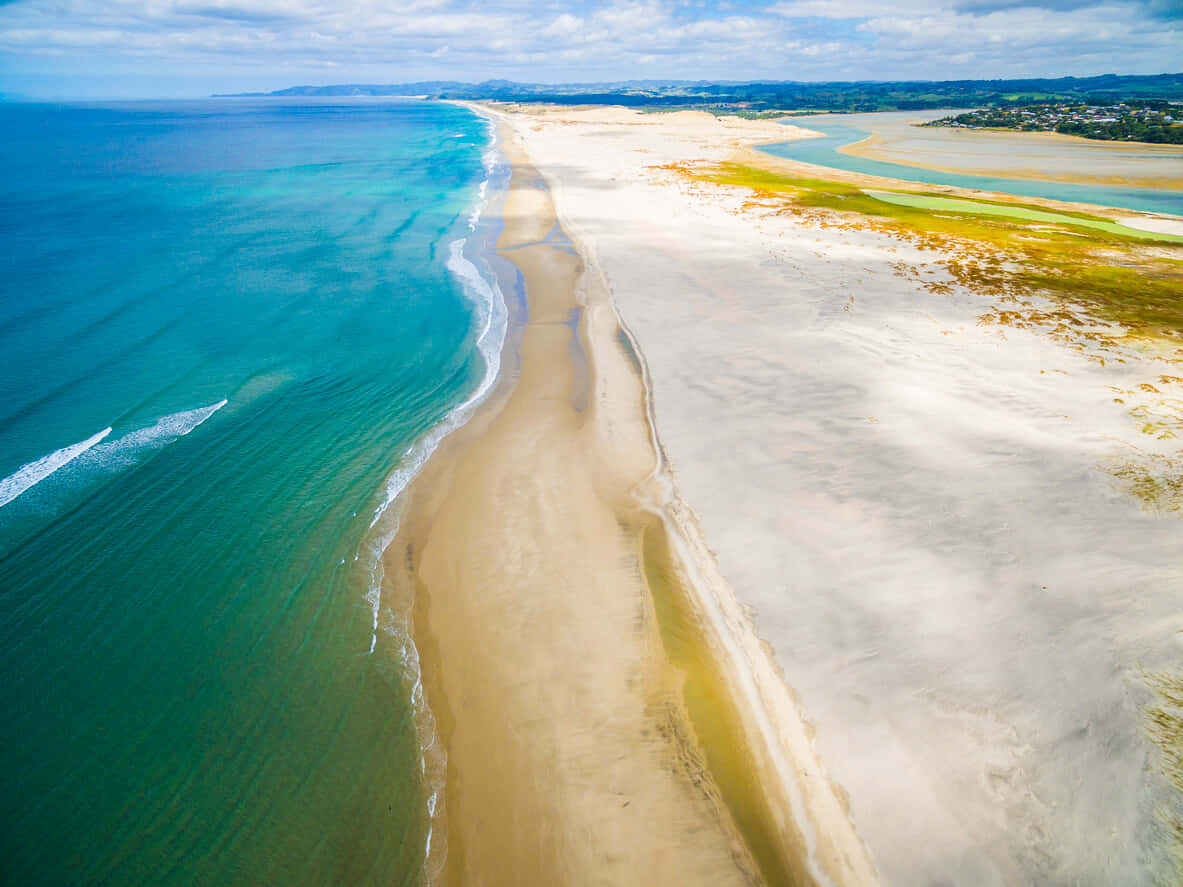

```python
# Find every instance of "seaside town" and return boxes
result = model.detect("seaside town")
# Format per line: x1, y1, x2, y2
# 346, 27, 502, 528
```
927, 101, 1183, 142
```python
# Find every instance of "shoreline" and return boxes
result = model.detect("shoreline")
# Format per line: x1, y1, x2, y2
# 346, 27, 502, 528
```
383, 111, 878, 884
360, 111, 514, 881
908, 122, 1183, 153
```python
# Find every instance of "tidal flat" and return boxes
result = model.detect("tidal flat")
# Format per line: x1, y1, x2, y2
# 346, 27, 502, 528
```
833, 110, 1183, 190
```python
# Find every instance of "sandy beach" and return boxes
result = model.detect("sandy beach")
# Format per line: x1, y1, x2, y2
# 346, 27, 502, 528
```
384, 121, 876, 886
416, 105, 1183, 885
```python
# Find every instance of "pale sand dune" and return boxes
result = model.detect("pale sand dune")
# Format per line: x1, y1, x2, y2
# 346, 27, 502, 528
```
491, 105, 1183, 885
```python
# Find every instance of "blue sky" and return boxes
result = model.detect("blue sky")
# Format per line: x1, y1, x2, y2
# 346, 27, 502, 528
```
0, 0, 1179, 98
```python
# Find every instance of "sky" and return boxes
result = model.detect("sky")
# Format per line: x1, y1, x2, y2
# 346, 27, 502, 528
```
0, 0, 1180, 98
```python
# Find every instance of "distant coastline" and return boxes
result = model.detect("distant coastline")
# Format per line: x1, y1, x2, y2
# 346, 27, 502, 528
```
924, 101, 1183, 146
212, 72, 1183, 114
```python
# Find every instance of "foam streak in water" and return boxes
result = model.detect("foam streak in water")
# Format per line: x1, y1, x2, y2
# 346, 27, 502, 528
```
92, 400, 228, 468
0, 427, 112, 508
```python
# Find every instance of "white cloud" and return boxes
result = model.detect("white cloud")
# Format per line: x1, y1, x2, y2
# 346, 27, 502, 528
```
770, 0, 940, 18
0, 0, 1178, 96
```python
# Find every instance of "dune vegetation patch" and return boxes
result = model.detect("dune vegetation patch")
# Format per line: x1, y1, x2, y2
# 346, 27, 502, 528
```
865, 190, 1183, 242
1144, 668, 1183, 882
675, 162, 1183, 344
665, 161, 1183, 517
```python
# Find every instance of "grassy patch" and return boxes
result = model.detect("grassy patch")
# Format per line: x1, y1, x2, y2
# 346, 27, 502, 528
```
676, 162, 1183, 343
1110, 455, 1183, 515
866, 191, 1183, 242
1145, 669, 1183, 882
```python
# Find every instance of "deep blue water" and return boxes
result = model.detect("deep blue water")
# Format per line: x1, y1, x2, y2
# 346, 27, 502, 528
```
761, 116, 1183, 215
0, 98, 502, 885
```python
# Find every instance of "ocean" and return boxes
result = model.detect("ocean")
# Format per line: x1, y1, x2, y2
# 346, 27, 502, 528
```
0, 98, 505, 884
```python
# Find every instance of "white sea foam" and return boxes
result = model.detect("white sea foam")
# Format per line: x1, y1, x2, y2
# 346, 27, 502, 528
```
0, 400, 229, 513
0, 427, 113, 509
355, 112, 507, 885
88, 400, 227, 470
363, 119, 507, 657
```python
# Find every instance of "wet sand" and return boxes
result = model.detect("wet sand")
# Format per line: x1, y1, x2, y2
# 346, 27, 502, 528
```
488, 105, 1183, 885
383, 123, 876, 886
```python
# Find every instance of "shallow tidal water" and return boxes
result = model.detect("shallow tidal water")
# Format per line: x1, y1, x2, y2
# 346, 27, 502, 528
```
764, 111, 1183, 216
0, 98, 499, 885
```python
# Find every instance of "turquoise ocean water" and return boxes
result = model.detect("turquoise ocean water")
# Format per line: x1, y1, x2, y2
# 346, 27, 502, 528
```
0, 98, 505, 884
762, 116, 1183, 216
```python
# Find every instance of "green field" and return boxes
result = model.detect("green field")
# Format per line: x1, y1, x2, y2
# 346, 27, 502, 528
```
865, 190, 1183, 242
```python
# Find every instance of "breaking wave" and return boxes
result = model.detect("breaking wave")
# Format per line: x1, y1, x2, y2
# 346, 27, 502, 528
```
0, 427, 112, 509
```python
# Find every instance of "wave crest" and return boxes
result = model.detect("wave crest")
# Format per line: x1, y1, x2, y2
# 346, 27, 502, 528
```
0, 427, 113, 509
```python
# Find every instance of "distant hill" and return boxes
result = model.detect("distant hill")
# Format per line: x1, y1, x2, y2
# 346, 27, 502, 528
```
216, 73, 1183, 113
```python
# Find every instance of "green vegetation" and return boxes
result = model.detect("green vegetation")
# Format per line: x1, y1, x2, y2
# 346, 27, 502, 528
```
223, 73, 1183, 114
928, 101, 1183, 144
1112, 457, 1183, 514
708, 109, 817, 120
640, 518, 804, 887
682, 162, 1183, 339
864, 191, 1183, 241
1145, 669, 1183, 882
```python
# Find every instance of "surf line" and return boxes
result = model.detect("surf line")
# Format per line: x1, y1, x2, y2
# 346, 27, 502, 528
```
0, 398, 230, 511
362, 109, 510, 657
0, 427, 113, 509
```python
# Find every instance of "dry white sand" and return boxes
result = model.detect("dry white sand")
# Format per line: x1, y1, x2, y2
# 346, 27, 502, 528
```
491, 105, 1183, 886
1119, 215, 1183, 237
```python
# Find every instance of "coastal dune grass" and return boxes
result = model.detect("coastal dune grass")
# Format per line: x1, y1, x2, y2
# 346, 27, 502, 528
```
679, 162, 1183, 347
1145, 669, 1183, 882
865, 190, 1183, 242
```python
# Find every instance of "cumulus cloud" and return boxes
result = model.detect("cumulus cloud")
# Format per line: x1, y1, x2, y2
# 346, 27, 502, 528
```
0, 0, 1178, 96
770, 0, 938, 18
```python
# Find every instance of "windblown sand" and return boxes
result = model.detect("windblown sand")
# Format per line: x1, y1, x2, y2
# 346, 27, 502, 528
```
489, 105, 1183, 885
